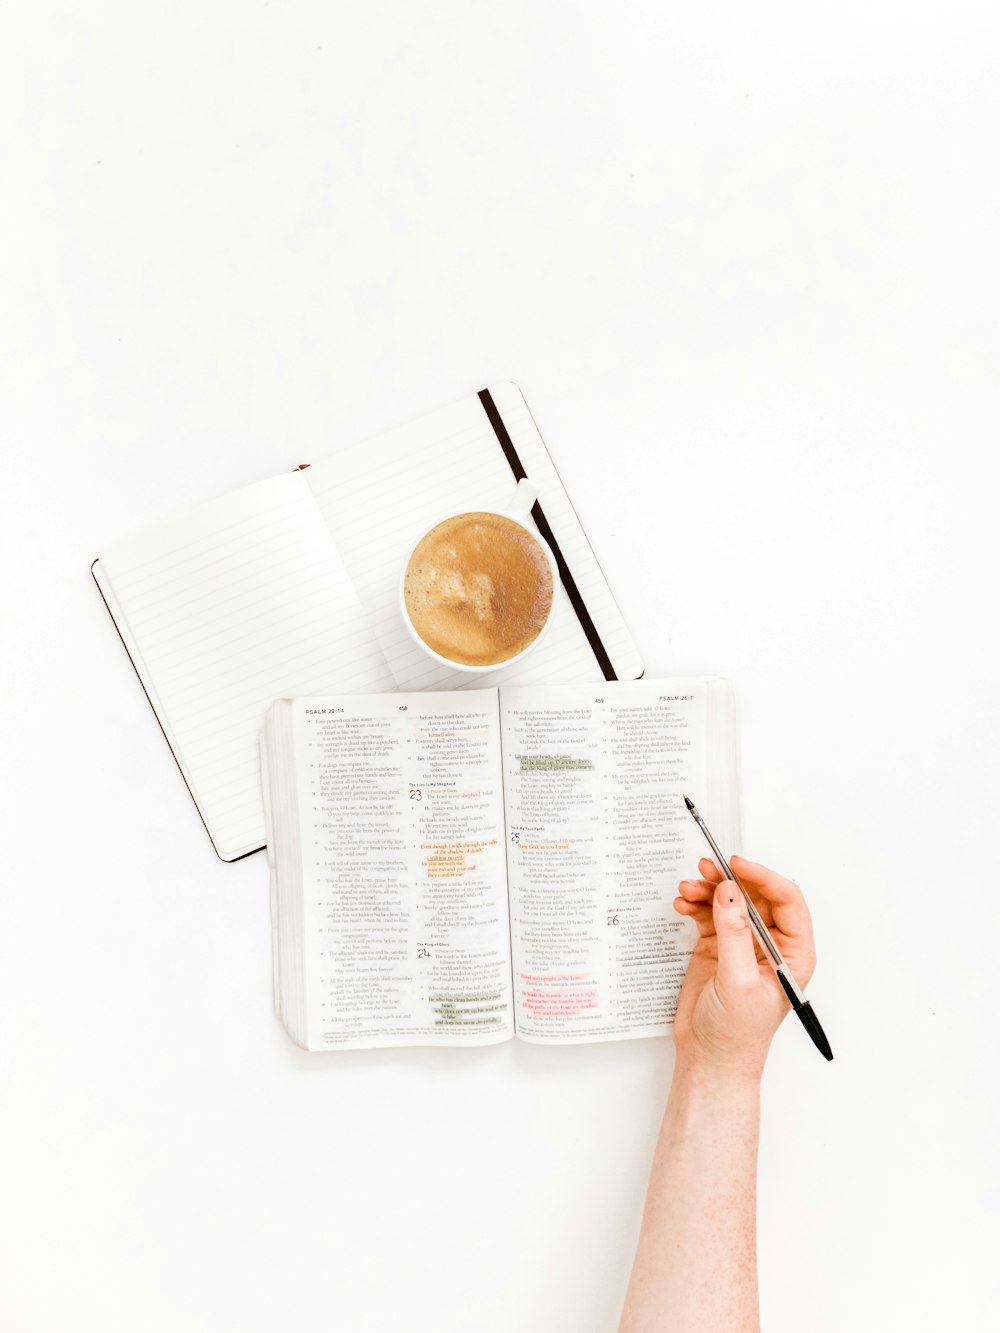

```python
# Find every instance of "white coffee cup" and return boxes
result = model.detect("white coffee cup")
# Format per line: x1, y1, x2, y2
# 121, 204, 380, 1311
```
398, 478, 558, 673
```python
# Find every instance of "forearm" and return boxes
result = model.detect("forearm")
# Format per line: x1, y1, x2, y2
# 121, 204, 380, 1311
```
618, 1061, 762, 1333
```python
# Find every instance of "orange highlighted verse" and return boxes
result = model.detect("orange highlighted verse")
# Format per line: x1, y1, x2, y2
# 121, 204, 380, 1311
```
421, 839, 498, 878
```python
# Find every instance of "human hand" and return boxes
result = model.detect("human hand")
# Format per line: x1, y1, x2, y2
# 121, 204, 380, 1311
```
671, 856, 817, 1081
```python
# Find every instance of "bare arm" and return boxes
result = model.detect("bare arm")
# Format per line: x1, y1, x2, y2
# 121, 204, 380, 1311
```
618, 857, 818, 1333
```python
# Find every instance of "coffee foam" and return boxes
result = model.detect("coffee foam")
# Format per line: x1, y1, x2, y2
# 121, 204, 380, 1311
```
403, 512, 554, 667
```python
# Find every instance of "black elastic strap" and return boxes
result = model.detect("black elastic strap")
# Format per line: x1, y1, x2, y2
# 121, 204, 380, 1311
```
478, 388, 617, 681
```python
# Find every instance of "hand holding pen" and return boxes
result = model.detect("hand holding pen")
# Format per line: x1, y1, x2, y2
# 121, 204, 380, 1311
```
672, 799, 832, 1075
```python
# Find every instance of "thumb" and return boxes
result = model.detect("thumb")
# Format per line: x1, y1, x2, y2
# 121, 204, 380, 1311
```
712, 880, 760, 999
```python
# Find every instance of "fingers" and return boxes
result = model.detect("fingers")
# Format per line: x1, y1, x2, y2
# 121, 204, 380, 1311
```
672, 891, 716, 937
676, 881, 774, 973
698, 858, 805, 933
711, 880, 760, 996
730, 854, 814, 942
692, 855, 805, 908
681, 867, 764, 927
677, 874, 715, 904
729, 855, 804, 905
698, 857, 724, 885
676, 856, 815, 994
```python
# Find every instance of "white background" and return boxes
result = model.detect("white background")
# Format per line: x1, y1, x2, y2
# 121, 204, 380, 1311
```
2, 4, 997, 1330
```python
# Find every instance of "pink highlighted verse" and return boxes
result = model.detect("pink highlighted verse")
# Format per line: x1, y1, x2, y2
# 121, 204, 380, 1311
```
519, 976, 599, 1020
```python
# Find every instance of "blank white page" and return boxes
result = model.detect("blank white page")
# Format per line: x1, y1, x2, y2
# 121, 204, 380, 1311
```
303, 382, 644, 692
96, 473, 393, 860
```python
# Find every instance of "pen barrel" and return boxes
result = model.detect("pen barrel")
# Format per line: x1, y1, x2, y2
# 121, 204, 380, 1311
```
775, 967, 806, 1008
743, 893, 783, 969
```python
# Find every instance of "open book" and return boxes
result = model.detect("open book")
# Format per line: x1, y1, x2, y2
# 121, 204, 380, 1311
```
93, 384, 643, 861
261, 677, 740, 1050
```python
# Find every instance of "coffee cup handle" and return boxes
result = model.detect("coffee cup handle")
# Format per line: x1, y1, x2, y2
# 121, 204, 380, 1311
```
504, 477, 538, 524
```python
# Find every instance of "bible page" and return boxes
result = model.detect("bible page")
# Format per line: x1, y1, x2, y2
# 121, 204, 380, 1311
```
287, 691, 513, 1049
500, 680, 727, 1044
96, 473, 392, 861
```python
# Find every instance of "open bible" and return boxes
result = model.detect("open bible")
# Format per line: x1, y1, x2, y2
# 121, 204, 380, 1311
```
261, 677, 740, 1050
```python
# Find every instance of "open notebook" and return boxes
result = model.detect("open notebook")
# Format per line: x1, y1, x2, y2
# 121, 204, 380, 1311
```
94, 384, 644, 861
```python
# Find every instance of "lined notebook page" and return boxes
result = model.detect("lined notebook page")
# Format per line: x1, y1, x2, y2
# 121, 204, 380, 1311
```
97, 474, 393, 860
303, 382, 644, 692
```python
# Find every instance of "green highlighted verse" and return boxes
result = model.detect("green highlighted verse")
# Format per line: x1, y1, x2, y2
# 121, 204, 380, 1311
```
518, 755, 595, 772
431, 993, 507, 1027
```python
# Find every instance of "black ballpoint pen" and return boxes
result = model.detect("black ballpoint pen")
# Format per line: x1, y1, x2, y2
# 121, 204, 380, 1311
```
683, 796, 833, 1061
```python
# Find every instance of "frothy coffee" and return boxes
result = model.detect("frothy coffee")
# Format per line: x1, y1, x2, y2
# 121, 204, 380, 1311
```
403, 512, 554, 667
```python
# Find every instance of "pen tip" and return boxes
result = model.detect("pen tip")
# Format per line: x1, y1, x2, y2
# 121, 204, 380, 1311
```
683, 795, 695, 813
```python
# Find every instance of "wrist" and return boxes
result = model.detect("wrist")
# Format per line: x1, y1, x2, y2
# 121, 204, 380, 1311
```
672, 1052, 764, 1099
